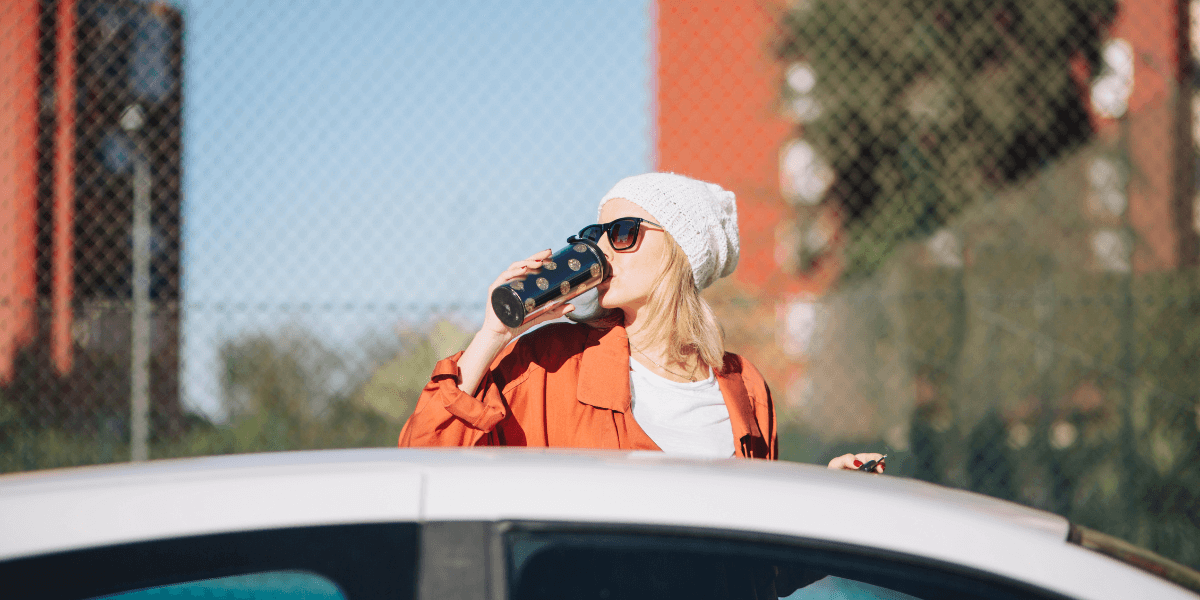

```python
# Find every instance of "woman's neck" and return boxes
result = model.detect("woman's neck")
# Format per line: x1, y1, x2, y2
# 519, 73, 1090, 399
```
623, 308, 706, 382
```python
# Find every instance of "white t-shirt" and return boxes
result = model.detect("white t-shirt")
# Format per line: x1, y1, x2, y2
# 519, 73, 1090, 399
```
629, 358, 735, 458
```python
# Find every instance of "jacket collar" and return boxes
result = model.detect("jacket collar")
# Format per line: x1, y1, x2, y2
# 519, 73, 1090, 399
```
576, 326, 762, 444
715, 356, 763, 447
576, 324, 633, 413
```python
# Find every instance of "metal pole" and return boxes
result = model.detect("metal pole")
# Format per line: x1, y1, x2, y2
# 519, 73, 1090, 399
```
130, 139, 152, 462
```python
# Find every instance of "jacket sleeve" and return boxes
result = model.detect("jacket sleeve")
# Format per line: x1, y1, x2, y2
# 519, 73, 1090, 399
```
398, 347, 523, 448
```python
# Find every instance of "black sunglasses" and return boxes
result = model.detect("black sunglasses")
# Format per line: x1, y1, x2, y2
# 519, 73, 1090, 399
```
578, 217, 663, 251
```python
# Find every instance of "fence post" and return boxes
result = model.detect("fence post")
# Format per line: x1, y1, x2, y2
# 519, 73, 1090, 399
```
123, 105, 151, 462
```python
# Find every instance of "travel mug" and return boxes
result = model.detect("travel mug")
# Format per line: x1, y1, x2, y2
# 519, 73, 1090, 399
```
491, 237, 610, 328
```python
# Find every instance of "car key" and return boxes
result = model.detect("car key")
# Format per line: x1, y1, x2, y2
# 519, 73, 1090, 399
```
858, 455, 887, 472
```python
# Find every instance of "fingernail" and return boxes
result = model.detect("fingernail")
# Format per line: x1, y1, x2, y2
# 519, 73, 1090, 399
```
853, 460, 863, 467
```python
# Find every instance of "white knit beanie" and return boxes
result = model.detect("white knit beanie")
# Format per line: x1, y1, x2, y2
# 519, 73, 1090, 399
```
599, 172, 739, 290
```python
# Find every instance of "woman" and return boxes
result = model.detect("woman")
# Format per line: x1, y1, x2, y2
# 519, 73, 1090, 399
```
399, 173, 882, 471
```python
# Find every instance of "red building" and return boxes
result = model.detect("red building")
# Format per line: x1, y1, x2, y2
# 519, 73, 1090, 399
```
0, 0, 42, 382
1100, 0, 1196, 271
653, 0, 839, 397
0, 0, 183, 421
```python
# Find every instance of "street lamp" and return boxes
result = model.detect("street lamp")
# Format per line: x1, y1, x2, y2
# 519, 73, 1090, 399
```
120, 103, 151, 462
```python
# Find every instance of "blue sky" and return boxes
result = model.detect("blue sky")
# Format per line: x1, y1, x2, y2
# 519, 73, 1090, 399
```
179, 1, 652, 417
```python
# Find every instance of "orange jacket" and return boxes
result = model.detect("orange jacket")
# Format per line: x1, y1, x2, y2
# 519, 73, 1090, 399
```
398, 322, 777, 459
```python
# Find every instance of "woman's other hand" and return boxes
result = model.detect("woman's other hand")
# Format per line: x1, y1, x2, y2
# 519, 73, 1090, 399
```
457, 250, 576, 395
481, 249, 576, 340
827, 453, 886, 474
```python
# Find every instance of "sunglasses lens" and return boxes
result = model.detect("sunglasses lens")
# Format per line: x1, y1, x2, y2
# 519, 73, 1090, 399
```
611, 219, 639, 249
579, 225, 603, 242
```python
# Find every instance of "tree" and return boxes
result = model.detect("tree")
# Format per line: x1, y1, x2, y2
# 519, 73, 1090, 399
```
353, 320, 472, 424
215, 319, 472, 451
220, 327, 343, 423
778, 0, 1116, 275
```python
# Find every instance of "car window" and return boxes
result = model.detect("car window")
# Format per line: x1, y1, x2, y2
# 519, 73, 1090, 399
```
505, 528, 1070, 600
1, 523, 417, 600
784, 576, 922, 600
100, 570, 345, 599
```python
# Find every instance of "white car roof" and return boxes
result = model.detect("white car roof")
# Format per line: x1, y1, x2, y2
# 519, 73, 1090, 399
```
1, 448, 1194, 600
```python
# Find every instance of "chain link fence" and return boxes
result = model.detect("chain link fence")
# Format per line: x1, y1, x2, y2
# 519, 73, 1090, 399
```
1, 0, 1198, 570
761, 0, 1200, 569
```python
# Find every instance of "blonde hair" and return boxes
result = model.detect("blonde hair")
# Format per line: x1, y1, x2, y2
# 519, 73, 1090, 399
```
580, 234, 727, 372
637, 233, 726, 373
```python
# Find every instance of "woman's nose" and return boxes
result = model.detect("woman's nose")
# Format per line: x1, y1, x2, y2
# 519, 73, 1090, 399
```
596, 234, 614, 258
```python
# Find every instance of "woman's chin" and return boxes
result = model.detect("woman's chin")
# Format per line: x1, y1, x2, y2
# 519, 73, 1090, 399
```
595, 286, 613, 308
